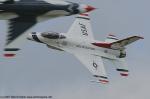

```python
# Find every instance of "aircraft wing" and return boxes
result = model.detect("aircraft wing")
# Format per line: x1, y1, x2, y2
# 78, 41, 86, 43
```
67, 13, 94, 40
3, 16, 37, 57
111, 58, 129, 77
74, 53, 109, 84
6, 16, 37, 45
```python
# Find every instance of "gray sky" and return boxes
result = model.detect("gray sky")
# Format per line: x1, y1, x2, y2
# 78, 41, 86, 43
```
0, 0, 150, 99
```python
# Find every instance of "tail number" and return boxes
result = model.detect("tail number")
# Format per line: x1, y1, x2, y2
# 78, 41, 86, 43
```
79, 23, 88, 36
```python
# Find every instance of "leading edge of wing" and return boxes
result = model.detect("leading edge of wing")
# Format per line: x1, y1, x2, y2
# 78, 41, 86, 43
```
6, 16, 37, 45
3, 16, 37, 58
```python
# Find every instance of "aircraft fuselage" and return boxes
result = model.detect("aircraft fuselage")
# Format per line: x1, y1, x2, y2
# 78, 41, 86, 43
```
0, 1, 90, 20
28, 32, 121, 60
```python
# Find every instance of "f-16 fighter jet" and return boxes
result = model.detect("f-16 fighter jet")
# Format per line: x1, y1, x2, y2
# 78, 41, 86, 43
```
12, 13, 144, 84
1, 0, 95, 55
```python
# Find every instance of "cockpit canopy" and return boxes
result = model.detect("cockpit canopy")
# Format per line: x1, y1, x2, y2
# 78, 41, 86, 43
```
41, 31, 66, 39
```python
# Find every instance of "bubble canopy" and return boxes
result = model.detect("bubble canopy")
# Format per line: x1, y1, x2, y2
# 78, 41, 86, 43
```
41, 31, 66, 39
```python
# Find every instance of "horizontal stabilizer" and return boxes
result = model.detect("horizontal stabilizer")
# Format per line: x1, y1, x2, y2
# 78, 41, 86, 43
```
110, 36, 144, 49
92, 36, 143, 50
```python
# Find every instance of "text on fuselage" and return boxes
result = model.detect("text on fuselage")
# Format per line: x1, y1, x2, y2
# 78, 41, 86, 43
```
76, 45, 95, 50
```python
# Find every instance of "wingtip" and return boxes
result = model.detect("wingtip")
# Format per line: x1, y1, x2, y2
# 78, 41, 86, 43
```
135, 36, 144, 39
3, 48, 20, 58
99, 79, 109, 84
4, 48, 20, 51
120, 73, 129, 77
3, 53, 16, 58
139, 36, 144, 39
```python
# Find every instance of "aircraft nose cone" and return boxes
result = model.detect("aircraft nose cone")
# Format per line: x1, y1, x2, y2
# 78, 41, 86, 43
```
78, 4, 96, 13
85, 5, 96, 12
27, 32, 34, 41
27, 32, 43, 43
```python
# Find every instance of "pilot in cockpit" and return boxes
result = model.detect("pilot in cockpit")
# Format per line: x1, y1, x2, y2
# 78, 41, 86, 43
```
41, 31, 66, 39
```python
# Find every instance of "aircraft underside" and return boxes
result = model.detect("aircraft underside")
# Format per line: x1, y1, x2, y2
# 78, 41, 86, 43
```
25, 13, 143, 84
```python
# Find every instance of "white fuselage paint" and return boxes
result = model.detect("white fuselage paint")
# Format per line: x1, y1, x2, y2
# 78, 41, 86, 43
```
36, 33, 120, 60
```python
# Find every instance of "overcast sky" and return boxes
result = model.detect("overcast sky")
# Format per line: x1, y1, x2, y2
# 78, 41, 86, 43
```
0, 0, 150, 99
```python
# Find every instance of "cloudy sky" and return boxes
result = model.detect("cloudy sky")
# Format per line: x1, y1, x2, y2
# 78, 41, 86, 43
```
0, 0, 150, 99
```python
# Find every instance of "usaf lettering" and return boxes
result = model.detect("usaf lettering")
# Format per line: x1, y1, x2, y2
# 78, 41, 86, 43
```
79, 23, 88, 36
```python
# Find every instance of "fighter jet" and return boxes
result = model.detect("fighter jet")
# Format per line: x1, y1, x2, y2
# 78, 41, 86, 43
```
1, 0, 95, 54
9, 13, 143, 84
